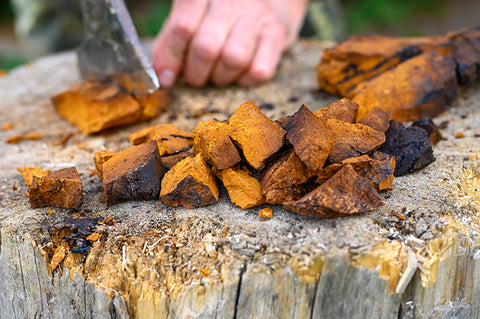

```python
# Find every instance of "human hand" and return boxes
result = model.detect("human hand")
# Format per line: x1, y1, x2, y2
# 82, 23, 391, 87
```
152, 0, 308, 87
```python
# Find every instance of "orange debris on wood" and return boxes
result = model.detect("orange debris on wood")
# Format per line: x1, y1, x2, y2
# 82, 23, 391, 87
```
193, 119, 242, 170
261, 149, 315, 204
129, 123, 193, 156
52, 79, 170, 134
28, 167, 83, 209
54, 132, 74, 146
102, 141, 164, 206
215, 165, 265, 209
284, 104, 332, 171
17, 167, 52, 187
50, 244, 68, 271
160, 154, 219, 209
200, 268, 212, 277
226, 100, 285, 170
86, 232, 102, 241
326, 119, 385, 163
6, 132, 43, 144
1, 123, 13, 131
259, 207, 273, 219
284, 164, 384, 218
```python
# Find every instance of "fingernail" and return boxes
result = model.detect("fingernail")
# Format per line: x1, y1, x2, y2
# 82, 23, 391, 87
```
158, 69, 176, 87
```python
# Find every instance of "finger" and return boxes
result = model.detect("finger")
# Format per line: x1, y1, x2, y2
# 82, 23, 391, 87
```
210, 13, 262, 86
237, 21, 286, 87
182, 1, 240, 87
152, 0, 209, 87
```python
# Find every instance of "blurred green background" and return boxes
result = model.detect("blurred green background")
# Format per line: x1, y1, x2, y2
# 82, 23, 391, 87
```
0, 0, 477, 71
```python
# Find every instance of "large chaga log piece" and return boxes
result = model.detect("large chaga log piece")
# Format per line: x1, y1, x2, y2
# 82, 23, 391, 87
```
284, 105, 332, 171
52, 80, 170, 134
17, 167, 51, 187
411, 117, 442, 145
215, 165, 265, 209
326, 118, 385, 163
356, 106, 391, 133
102, 141, 164, 206
316, 34, 437, 96
133, 89, 173, 119
193, 120, 242, 170
261, 149, 315, 204
446, 28, 480, 84
350, 50, 458, 122
227, 100, 286, 170
284, 164, 383, 218
28, 167, 83, 209
94, 150, 118, 180
129, 124, 193, 156
314, 98, 359, 123
379, 120, 435, 177
160, 154, 219, 209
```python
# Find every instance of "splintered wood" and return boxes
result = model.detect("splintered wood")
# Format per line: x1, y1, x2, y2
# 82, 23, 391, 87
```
317, 27, 480, 122
51, 79, 172, 134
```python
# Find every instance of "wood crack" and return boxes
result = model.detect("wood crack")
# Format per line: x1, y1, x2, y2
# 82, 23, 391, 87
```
232, 266, 245, 319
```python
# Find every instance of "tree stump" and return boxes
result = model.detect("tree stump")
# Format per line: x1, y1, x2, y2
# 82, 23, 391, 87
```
1, 40, 480, 318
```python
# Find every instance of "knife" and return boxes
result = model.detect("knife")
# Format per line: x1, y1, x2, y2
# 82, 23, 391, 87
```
77, 0, 159, 93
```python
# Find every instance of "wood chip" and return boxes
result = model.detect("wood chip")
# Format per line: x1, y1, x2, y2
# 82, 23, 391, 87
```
50, 245, 68, 271
103, 141, 164, 206
193, 119, 242, 170
129, 123, 193, 156
160, 154, 219, 209
28, 167, 83, 209
6, 132, 43, 144
86, 232, 102, 242
215, 165, 265, 209
284, 164, 384, 218
227, 100, 286, 170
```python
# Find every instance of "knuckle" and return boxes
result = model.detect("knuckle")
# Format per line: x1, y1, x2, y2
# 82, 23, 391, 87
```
191, 37, 221, 61
222, 48, 249, 69
171, 18, 197, 40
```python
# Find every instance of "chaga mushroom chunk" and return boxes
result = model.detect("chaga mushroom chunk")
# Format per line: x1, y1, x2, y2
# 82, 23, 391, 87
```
314, 98, 359, 123
284, 105, 332, 171
379, 120, 435, 177
316, 155, 373, 185
103, 141, 165, 206
215, 165, 264, 209
261, 149, 315, 204
365, 152, 396, 192
160, 147, 195, 171
129, 124, 193, 156
193, 119, 242, 170
133, 89, 173, 119
94, 150, 118, 180
411, 117, 442, 145
17, 167, 51, 187
350, 50, 458, 122
160, 154, 218, 209
227, 100, 286, 170
28, 167, 83, 209
356, 106, 391, 133
284, 164, 383, 218
52, 80, 170, 134
326, 119, 385, 163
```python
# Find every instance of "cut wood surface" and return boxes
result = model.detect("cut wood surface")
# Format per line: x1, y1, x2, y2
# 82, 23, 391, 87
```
1, 41, 480, 319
